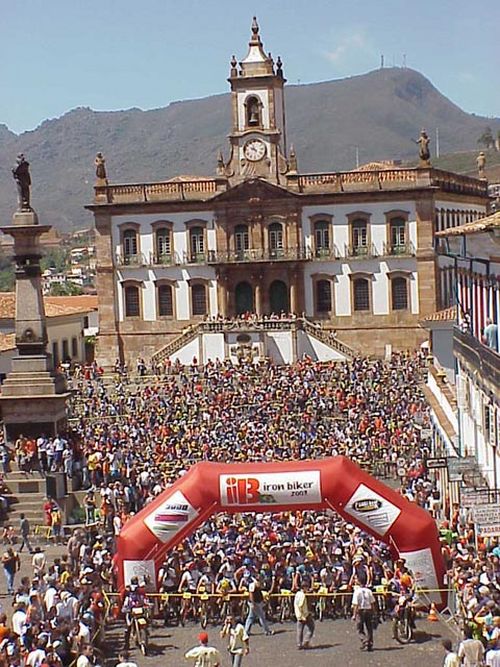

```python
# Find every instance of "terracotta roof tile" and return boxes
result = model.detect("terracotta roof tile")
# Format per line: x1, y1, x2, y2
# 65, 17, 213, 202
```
436, 211, 500, 237
0, 293, 97, 319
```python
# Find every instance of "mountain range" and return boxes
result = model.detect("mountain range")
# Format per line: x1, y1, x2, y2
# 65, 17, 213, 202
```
0, 67, 498, 232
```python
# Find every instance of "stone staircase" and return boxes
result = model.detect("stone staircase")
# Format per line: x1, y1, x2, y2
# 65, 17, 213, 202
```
1, 467, 48, 529
151, 317, 358, 366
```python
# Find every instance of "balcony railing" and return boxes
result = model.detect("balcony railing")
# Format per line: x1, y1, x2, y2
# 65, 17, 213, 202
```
382, 241, 416, 257
311, 245, 341, 260
207, 247, 309, 264
183, 251, 210, 265
345, 243, 378, 259
453, 327, 500, 390
151, 252, 179, 266
115, 252, 148, 267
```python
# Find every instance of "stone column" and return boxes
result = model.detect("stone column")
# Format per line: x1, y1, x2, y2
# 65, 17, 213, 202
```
255, 283, 262, 316
217, 272, 228, 317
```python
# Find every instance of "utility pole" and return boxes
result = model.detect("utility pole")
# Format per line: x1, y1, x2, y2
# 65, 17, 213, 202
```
380, 54, 384, 69
436, 128, 440, 158
402, 53, 407, 68
355, 146, 359, 169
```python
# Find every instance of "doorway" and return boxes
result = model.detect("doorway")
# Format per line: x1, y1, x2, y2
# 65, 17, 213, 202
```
269, 280, 289, 314
235, 281, 254, 314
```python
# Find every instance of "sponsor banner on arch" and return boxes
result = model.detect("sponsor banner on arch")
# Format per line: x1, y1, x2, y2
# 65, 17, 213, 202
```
343, 484, 401, 536
219, 470, 322, 506
143, 490, 198, 543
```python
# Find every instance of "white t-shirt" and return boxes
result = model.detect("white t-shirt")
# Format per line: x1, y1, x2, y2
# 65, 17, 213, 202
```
458, 638, 485, 667
76, 655, 91, 667
352, 586, 375, 610
26, 649, 46, 667
443, 651, 460, 667
184, 645, 221, 667
227, 623, 249, 655
11, 609, 27, 636
486, 649, 500, 667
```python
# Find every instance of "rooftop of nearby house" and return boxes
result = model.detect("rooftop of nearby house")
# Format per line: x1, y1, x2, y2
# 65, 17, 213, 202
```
0, 294, 98, 320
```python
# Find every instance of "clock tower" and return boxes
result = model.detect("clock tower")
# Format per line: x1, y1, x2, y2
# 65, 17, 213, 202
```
223, 18, 290, 184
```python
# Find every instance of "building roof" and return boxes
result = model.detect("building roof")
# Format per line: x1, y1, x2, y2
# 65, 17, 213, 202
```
420, 306, 457, 323
0, 293, 98, 320
0, 333, 16, 353
436, 211, 500, 237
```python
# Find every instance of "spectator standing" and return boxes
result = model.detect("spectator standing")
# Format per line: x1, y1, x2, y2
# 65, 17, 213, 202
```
294, 579, 314, 650
19, 513, 33, 553
243, 579, 273, 636
220, 615, 249, 666
458, 626, 485, 667
2, 546, 19, 594
352, 580, 376, 652
442, 639, 460, 667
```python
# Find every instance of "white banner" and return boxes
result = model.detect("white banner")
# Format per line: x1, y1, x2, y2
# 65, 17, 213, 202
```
401, 547, 441, 604
343, 484, 401, 536
143, 490, 198, 543
219, 471, 321, 507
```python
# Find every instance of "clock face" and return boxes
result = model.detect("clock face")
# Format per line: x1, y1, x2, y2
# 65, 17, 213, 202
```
244, 139, 266, 162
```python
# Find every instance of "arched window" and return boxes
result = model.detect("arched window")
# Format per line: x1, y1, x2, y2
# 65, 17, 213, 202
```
157, 284, 173, 317
316, 280, 332, 313
191, 284, 207, 316
392, 277, 408, 311
123, 229, 138, 260
314, 221, 330, 255
351, 219, 368, 255
156, 227, 172, 261
234, 225, 249, 255
353, 278, 370, 311
246, 96, 261, 127
269, 222, 284, 256
124, 284, 141, 318
190, 227, 205, 262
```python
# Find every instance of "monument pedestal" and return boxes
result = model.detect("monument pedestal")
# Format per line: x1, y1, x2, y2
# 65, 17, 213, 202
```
0, 205, 70, 441
0, 354, 70, 440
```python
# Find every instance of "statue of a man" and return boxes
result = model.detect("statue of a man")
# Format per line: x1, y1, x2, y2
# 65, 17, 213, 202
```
477, 151, 486, 178
95, 152, 107, 181
12, 153, 31, 210
414, 129, 431, 164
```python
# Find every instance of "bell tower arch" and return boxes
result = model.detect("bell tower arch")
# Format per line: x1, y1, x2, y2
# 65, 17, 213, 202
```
224, 17, 289, 184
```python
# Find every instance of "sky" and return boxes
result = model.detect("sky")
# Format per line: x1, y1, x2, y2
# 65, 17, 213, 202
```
1, 0, 499, 134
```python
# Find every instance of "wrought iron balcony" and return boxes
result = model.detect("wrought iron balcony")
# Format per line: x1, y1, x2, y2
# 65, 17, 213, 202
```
151, 252, 178, 266
207, 247, 309, 264
115, 252, 148, 267
382, 241, 416, 257
311, 245, 341, 260
345, 243, 378, 259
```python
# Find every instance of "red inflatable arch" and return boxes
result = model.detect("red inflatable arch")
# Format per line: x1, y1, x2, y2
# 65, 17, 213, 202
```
116, 456, 445, 605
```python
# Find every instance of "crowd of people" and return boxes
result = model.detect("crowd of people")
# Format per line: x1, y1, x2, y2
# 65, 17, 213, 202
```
0, 352, 498, 666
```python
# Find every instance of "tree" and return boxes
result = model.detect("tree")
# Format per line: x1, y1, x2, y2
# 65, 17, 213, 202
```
477, 126, 495, 149
49, 282, 83, 296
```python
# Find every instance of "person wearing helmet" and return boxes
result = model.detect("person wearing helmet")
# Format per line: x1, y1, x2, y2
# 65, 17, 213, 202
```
121, 577, 146, 651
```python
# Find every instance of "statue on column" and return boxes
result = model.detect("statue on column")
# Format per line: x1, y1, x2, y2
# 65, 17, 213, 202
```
95, 152, 107, 182
477, 151, 486, 179
12, 154, 31, 211
414, 129, 431, 166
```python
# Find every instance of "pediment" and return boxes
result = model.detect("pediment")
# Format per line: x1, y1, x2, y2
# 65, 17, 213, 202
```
213, 178, 296, 203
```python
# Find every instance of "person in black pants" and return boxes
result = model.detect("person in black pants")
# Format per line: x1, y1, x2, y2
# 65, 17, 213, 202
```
351, 580, 376, 651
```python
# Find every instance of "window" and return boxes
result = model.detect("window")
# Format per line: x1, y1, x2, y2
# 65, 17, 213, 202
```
124, 285, 141, 317
352, 219, 368, 254
62, 339, 69, 361
191, 284, 207, 316
123, 229, 138, 259
269, 222, 284, 255
190, 227, 204, 260
392, 276, 408, 311
235, 225, 249, 255
52, 341, 59, 366
314, 221, 330, 255
316, 280, 332, 313
158, 284, 173, 317
390, 218, 406, 251
353, 278, 370, 311
71, 337, 78, 358
156, 228, 172, 258
246, 96, 261, 127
